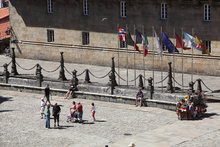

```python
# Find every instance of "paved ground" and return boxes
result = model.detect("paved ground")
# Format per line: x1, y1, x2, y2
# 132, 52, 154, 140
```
0, 89, 220, 147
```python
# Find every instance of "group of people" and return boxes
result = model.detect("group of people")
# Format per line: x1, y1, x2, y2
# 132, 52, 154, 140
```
40, 84, 96, 129
176, 92, 208, 120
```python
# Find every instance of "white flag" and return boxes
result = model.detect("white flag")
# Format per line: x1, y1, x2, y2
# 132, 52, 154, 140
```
154, 31, 163, 57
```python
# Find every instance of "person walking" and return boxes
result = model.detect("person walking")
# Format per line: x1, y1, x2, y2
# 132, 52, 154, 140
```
52, 103, 61, 127
91, 103, 96, 122
40, 98, 46, 119
77, 102, 83, 123
44, 84, 51, 104
45, 104, 51, 129
135, 89, 144, 107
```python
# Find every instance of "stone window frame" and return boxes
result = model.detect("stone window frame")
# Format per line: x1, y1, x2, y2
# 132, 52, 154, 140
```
82, 32, 90, 45
203, 40, 211, 54
47, 0, 54, 14
83, 0, 89, 16
160, 3, 168, 20
120, 1, 127, 18
204, 4, 211, 21
47, 29, 54, 42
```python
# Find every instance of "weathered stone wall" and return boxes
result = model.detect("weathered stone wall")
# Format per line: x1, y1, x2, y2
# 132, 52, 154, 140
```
9, 0, 220, 75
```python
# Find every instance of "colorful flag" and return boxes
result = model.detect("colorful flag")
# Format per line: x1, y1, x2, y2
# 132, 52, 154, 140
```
154, 31, 163, 57
183, 32, 194, 49
175, 33, 191, 50
162, 32, 179, 53
142, 33, 149, 56
126, 32, 140, 53
118, 28, 126, 41
135, 29, 143, 44
195, 35, 210, 55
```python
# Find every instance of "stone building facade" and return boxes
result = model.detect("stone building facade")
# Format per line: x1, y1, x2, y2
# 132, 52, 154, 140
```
9, 0, 220, 76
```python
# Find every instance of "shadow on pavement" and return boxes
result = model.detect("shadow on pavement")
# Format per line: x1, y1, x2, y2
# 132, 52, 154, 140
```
0, 96, 13, 104
95, 120, 107, 122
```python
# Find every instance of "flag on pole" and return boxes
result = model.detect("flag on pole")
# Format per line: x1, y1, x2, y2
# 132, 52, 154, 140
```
184, 32, 210, 55
142, 33, 149, 56
195, 35, 210, 55
154, 31, 163, 57
135, 29, 143, 44
175, 33, 191, 50
118, 28, 126, 41
126, 32, 140, 53
162, 32, 179, 53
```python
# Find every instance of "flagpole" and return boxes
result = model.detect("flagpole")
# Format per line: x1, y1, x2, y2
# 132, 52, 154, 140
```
160, 26, 163, 92
142, 24, 145, 85
126, 24, 129, 87
191, 28, 194, 82
173, 27, 175, 89
152, 26, 155, 87
181, 28, 184, 91
117, 24, 120, 85
134, 24, 136, 86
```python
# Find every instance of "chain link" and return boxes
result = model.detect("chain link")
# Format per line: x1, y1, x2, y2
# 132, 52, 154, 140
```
172, 77, 189, 88
201, 80, 213, 92
64, 66, 72, 75
155, 75, 168, 84
115, 71, 127, 81
77, 70, 86, 76
41, 65, 60, 73
16, 63, 37, 71
128, 75, 140, 82
88, 70, 111, 79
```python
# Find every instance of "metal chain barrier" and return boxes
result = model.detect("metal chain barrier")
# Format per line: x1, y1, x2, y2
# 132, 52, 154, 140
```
64, 66, 72, 75
77, 70, 86, 76
115, 71, 127, 81
201, 80, 213, 92
155, 75, 168, 84
172, 77, 189, 88
0, 61, 12, 67
41, 65, 61, 73
88, 70, 111, 79
142, 76, 149, 82
16, 62, 37, 71
128, 75, 140, 82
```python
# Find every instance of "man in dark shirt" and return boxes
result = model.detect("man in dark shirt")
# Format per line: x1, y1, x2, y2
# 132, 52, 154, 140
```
52, 103, 61, 127
44, 84, 51, 104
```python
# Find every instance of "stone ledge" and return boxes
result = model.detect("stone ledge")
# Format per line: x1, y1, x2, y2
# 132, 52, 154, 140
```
0, 83, 176, 111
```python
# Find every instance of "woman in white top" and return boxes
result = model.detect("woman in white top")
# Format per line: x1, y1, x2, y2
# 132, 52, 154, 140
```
91, 103, 96, 122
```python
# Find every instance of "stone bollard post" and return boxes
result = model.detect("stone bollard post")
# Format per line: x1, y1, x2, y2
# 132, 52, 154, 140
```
58, 52, 67, 81
36, 64, 43, 87
84, 69, 91, 83
147, 77, 154, 99
111, 57, 118, 87
167, 62, 174, 93
138, 74, 144, 89
189, 81, 195, 94
11, 47, 18, 75
3, 63, 10, 83
196, 78, 202, 93
71, 69, 78, 85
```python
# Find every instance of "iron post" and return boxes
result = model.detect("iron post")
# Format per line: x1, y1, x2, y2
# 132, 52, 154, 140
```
58, 52, 67, 81
167, 62, 174, 93
11, 47, 18, 75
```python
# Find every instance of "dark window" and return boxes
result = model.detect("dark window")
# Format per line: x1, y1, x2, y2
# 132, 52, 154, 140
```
82, 32, 89, 45
120, 1, 126, 18
204, 4, 211, 21
47, 30, 54, 42
203, 40, 211, 54
83, 0, 88, 16
120, 40, 127, 48
161, 3, 167, 19
47, 0, 54, 14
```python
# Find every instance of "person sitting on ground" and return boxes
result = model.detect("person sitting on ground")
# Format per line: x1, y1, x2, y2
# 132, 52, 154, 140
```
65, 83, 78, 99
135, 89, 144, 107
52, 103, 61, 127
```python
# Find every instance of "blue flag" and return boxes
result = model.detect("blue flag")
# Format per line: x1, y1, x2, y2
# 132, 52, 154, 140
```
135, 29, 143, 44
162, 32, 179, 53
